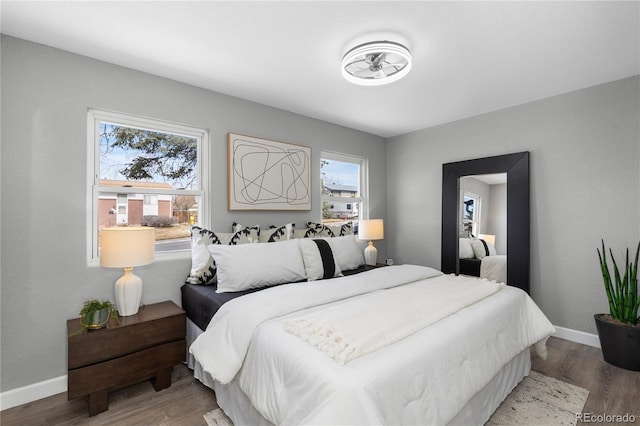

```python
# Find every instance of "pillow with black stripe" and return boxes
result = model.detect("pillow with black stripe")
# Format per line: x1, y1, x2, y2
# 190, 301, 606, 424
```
470, 238, 497, 259
299, 238, 342, 280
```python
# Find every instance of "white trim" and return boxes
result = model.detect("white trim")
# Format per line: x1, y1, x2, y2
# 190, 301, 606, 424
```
86, 108, 210, 263
0, 375, 67, 411
0, 325, 601, 410
320, 150, 369, 220
553, 325, 601, 348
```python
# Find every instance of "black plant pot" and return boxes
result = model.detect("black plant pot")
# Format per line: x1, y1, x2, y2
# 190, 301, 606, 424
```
594, 314, 640, 371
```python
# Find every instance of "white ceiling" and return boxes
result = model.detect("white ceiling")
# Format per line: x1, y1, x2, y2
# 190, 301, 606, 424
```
2, 1, 638, 138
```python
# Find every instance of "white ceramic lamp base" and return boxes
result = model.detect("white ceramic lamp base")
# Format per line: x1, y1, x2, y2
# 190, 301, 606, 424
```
364, 241, 378, 266
114, 267, 143, 316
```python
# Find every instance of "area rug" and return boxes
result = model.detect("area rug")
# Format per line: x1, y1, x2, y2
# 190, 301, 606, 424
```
204, 371, 589, 426
203, 407, 233, 426
486, 371, 589, 425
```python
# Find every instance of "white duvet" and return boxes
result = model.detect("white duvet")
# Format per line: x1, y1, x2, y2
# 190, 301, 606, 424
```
481, 254, 507, 283
190, 265, 555, 425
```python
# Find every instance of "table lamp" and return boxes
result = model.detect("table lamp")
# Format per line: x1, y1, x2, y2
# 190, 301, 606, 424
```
478, 234, 496, 247
358, 219, 384, 266
100, 226, 155, 316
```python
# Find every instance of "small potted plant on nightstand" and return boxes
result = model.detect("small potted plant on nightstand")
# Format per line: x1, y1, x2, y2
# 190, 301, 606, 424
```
595, 240, 640, 371
69, 299, 119, 336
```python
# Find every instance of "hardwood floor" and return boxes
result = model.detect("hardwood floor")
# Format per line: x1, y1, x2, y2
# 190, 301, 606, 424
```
531, 337, 639, 426
0, 365, 217, 425
1, 336, 638, 425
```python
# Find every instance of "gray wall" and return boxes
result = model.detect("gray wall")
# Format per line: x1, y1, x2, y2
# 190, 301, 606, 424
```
386, 75, 640, 335
0, 36, 386, 392
487, 183, 507, 255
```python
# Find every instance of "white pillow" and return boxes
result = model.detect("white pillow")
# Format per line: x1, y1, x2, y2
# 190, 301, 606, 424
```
300, 239, 342, 280
471, 238, 497, 259
322, 235, 364, 271
459, 238, 475, 259
209, 239, 306, 293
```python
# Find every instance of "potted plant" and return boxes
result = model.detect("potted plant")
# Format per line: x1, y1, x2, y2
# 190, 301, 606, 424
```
595, 240, 640, 371
69, 299, 120, 337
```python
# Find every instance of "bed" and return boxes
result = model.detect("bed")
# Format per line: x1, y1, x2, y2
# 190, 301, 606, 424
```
184, 231, 554, 425
459, 237, 507, 283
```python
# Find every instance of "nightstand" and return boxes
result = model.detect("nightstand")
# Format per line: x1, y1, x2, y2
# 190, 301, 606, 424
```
67, 301, 186, 416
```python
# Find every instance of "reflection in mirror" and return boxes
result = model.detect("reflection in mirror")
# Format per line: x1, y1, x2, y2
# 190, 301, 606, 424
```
458, 174, 507, 283
442, 152, 529, 293
459, 174, 507, 253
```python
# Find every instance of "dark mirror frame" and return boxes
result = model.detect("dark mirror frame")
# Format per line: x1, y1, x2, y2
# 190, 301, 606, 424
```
441, 152, 530, 293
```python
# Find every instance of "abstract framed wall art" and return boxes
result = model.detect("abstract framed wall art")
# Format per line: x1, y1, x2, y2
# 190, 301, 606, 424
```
227, 133, 311, 210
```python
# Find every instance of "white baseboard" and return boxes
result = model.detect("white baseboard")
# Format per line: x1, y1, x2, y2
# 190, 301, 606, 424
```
0, 375, 67, 411
0, 325, 601, 411
553, 325, 601, 348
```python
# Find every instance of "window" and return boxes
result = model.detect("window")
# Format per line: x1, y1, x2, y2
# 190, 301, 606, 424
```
88, 109, 209, 262
461, 191, 481, 237
320, 151, 368, 229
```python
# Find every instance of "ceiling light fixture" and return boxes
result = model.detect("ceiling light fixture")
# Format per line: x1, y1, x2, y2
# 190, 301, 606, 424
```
342, 41, 412, 86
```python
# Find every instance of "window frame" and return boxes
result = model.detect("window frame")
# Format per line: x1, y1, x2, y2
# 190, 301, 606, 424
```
460, 190, 481, 237
320, 151, 369, 222
86, 109, 210, 264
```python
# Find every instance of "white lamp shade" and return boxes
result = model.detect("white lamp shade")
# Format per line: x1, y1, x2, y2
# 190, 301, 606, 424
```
359, 219, 384, 241
478, 234, 496, 247
100, 227, 155, 268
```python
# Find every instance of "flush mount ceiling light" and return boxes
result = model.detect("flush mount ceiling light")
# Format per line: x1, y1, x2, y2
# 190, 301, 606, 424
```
341, 41, 412, 86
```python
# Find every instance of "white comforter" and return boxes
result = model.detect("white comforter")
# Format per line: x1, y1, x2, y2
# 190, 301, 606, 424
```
481, 254, 507, 283
190, 265, 555, 425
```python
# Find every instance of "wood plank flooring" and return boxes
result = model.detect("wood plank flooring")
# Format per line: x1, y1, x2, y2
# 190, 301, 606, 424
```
531, 337, 639, 426
1, 337, 638, 425
0, 364, 217, 425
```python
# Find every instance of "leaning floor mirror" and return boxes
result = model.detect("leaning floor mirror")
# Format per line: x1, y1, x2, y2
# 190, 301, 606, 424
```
441, 152, 530, 293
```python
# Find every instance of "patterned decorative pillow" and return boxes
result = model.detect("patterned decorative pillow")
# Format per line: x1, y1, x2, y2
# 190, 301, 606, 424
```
232, 222, 260, 234
306, 222, 336, 237
327, 221, 354, 236
229, 227, 259, 244
259, 223, 293, 243
291, 227, 319, 239
184, 226, 221, 285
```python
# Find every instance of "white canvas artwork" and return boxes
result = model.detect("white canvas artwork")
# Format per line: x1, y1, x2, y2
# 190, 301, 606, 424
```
228, 133, 311, 210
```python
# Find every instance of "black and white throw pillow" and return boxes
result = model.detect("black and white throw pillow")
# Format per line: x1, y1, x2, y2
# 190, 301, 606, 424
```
184, 226, 221, 285
306, 222, 336, 237
299, 238, 342, 280
470, 238, 497, 259
259, 223, 293, 243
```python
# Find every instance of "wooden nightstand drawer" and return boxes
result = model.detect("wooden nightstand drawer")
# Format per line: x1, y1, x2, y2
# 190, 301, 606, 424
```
68, 339, 185, 399
68, 310, 185, 369
67, 301, 186, 416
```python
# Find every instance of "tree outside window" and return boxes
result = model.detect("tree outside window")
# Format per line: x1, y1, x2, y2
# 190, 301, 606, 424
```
89, 109, 208, 261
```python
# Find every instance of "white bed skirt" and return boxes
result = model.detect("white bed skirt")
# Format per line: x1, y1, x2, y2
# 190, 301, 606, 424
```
186, 317, 531, 425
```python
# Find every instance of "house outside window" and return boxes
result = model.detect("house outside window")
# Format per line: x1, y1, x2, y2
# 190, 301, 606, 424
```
461, 192, 481, 237
88, 109, 209, 262
320, 151, 368, 230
